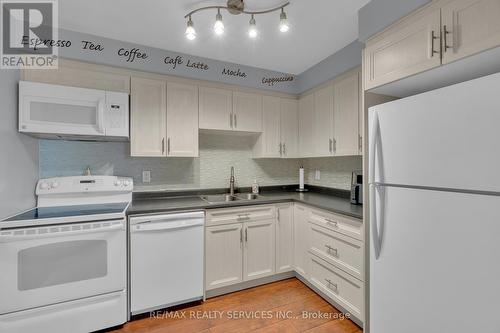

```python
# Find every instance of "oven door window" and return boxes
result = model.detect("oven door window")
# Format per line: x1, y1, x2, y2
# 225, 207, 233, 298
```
18, 240, 107, 291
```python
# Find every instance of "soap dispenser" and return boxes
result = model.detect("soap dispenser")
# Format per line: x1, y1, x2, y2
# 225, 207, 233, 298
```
252, 179, 259, 194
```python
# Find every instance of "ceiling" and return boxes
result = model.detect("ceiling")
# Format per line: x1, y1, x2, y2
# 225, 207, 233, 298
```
58, 0, 370, 75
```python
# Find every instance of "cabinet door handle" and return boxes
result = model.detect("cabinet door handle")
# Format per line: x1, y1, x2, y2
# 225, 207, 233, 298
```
358, 135, 362, 151
162, 138, 165, 154
234, 114, 237, 128
443, 25, 452, 52
329, 139, 333, 153
283, 143, 286, 155
230, 113, 233, 128
279, 142, 283, 155
167, 137, 171, 155
277, 209, 280, 222
240, 228, 243, 244
429, 30, 439, 58
245, 227, 248, 242
333, 138, 337, 153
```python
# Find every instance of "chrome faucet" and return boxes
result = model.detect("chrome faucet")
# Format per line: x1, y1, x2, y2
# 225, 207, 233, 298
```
229, 166, 235, 196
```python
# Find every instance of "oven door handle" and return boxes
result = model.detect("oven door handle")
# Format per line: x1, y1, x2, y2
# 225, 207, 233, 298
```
0, 223, 124, 243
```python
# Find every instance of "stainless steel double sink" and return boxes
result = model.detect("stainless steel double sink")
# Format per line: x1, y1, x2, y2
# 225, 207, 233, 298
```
200, 193, 264, 204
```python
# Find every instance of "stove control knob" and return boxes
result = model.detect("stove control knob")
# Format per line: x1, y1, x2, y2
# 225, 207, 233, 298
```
114, 180, 123, 187
51, 181, 59, 189
40, 182, 49, 190
123, 180, 131, 187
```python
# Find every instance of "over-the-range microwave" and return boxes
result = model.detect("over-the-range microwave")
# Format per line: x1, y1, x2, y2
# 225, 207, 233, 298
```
18, 81, 129, 141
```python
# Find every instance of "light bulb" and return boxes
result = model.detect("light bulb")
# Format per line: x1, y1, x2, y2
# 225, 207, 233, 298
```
248, 15, 257, 38
214, 10, 224, 35
279, 9, 289, 33
185, 16, 196, 40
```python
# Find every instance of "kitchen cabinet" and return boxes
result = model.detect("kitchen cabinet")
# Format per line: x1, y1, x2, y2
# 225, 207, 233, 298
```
276, 204, 294, 273
232, 92, 263, 132
199, 87, 233, 131
255, 96, 282, 158
441, 0, 500, 64
205, 206, 276, 289
365, 0, 500, 90
314, 85, 335, 157
205, 223, 244, 290
333, 70, 361, 156
254, 97, 299, 158
166, 82, 199, 157
298, 93, 315, 158
243, 219, 276, 281
280, 99, 299, 158
130, 77, 167, 157
364, 6, 442, 90
293, 204, 309, 278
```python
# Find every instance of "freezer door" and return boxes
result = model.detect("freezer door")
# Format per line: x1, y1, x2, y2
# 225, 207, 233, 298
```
370, 185, 500, 333
369, 72, 500, 192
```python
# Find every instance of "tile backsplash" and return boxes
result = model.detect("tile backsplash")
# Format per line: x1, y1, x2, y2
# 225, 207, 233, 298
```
39, 133, 362, 191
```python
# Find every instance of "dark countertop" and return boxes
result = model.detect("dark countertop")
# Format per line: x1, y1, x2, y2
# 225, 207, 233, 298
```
128, 186, 363, 220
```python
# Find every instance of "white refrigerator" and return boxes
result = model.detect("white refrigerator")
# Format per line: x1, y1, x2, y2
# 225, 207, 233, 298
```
368, 72, 500, 333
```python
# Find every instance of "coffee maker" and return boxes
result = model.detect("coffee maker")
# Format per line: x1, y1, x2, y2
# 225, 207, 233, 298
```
350, 171, 363, 205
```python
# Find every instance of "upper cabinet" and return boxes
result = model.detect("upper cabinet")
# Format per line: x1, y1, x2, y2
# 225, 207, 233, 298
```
298, 93, 315, 158
280, 99, 299, 158
334, 70, 361, 156
298, 68, 362, 158
232, 92, 263, 132
314, 85, 335, 157
254, 97, 299, 159
199, 88, 262, 133
365, 0, 500, 91
130, 77, 167, 157
364, 7, 442, 90
199, 87, 233, 131
441, 0, 500, 64
130, 77, 199, 158
166, 82, 199, 157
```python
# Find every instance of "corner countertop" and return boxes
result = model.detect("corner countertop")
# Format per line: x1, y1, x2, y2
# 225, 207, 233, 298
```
127, 186, 363, 220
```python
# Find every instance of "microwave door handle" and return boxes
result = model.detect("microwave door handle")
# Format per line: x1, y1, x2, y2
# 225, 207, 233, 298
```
0, 223, 124, 243
97, 99, 105, 134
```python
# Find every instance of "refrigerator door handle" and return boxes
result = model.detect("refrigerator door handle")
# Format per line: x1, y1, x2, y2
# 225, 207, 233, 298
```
369, 110, 380, 185
370, 184, 382, 260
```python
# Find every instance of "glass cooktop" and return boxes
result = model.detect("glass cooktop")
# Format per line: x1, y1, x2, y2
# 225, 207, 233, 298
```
3, 202, 129, 222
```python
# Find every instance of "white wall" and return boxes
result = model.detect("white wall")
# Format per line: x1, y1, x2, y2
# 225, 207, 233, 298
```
0, 70, 39, 219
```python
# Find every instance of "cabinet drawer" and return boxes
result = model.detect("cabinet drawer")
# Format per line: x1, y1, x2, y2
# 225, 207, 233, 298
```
206, 205, 276, 226
309, 223, 363, 281
309, 254, 364, 321
309, 209, 362, 241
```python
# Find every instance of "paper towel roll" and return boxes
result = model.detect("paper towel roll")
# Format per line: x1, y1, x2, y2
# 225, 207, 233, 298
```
299, 166, 305, 190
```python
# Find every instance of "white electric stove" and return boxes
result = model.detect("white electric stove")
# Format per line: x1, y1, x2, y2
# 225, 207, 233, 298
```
0, 175, 133, 333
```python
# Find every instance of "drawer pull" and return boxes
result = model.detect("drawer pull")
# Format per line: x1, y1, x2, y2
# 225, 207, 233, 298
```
324, 245, 338, 256
238, 213, 250, 220
325, 279, 338, 291
325, 219, 338, 227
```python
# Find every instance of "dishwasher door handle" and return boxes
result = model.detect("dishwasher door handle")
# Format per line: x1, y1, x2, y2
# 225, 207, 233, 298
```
131, 220, 204, 232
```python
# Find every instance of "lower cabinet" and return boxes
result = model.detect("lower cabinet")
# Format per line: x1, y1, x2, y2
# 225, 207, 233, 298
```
205, 206, 276, 291
205, 223, 243, 290
293, 204, 309, 277
243, 219, 276, 281
205, 203, 364, 324
276, 204, 294, 273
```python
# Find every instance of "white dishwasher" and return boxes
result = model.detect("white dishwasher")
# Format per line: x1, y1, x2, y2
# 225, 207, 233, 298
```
129, 211, 204, 315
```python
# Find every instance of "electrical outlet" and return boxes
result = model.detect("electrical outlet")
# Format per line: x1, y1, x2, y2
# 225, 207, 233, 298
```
315, 170, 321, 180
142, 170, 151, 183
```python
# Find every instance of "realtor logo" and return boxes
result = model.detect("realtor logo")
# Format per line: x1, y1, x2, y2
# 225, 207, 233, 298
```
1, 0, 58, 68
